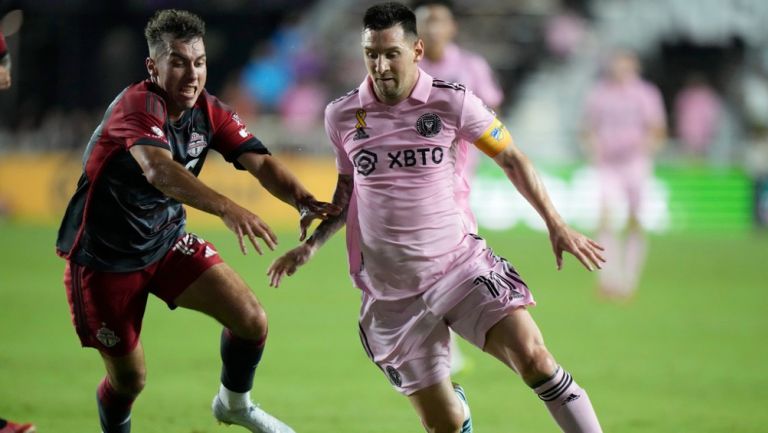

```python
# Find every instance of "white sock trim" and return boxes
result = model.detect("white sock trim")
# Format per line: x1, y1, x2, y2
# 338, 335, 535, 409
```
218, 384, 251, 410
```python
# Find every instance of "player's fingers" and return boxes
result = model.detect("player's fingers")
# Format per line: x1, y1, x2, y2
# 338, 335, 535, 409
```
235, 227, 247, 255
299, 224, 307, 242
572, 249, 594, 271
244, 227, 263, 255
588, 238, 605, 250
259, 223, 278, 250
582, 246, 603, 270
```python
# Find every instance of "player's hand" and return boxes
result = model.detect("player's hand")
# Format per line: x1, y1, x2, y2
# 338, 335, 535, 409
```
548, 223, 605, 271
267, 243, 314, 287
297, 197, 342, 241
0, 67, 11, 90
220, 201, 278, 255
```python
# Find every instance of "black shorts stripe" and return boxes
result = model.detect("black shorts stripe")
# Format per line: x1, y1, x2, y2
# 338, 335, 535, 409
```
70, 263, 88, 338
358, 323, 375, 360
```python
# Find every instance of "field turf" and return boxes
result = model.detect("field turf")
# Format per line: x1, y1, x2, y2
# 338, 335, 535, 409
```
1, 222, 766, 432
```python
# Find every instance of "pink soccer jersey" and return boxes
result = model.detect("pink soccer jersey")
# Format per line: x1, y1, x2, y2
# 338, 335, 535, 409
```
419, 43, 503, 108
584, 77, 666, 164
325, 69, 497, 303
419, 43, 504, 232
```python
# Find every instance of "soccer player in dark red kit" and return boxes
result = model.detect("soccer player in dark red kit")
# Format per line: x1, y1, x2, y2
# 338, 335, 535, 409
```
55, 9, 338, 433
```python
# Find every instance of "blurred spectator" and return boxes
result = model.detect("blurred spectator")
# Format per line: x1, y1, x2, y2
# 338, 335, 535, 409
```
583, 49, 666, 300
544, 8, 587, 60
674, 73, 722, 157
0, 28, 11, 90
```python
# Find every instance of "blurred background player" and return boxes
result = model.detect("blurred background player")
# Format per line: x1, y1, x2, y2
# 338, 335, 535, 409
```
412, 0, 504, 375
583, 49, 666, 300
0, 418, 34, 433
55, 9, 337, 433
269, 3, 604, 432
0, 29, 11, 90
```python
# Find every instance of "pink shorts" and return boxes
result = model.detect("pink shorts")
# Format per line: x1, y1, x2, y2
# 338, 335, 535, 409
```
357, 250, 535, 395
597, 158, 652, 217
64, 233, 223, 356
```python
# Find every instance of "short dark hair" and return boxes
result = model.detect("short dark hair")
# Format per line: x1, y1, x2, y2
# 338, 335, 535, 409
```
144, 9, 206, 57
411, 0, 455, 15
363, 2, 418, 38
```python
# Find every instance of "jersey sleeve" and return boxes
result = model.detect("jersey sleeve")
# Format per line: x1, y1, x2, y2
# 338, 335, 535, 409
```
207, 93, 270, 170
643, 83, 667, 129
458, 90, 511, 157
112, 89, 171, 151
467, 55, 504, 109
325, 104, 354, 175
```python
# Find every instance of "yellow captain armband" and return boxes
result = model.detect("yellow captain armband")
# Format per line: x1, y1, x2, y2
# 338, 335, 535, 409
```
474, 118, 512, 157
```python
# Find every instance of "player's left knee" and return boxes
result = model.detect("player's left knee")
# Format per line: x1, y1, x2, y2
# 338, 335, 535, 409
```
234, 303, 268, 341
516, 343, 556, 385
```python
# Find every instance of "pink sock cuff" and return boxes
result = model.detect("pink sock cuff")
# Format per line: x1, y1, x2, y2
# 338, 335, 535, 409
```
534, 367, 574, 402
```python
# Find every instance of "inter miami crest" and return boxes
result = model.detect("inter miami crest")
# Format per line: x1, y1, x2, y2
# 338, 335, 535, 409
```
386, 365, 402, 387
415, 113, 442, 137
352, 149, 377, 176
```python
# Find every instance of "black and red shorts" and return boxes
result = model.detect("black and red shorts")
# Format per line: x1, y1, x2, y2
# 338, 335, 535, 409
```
63, 233, 223, 356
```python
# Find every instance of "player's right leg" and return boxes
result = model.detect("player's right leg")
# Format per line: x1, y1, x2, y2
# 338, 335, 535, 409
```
97, 344, 147, 433
358, 292, 470, 433
64, 260, 154, 433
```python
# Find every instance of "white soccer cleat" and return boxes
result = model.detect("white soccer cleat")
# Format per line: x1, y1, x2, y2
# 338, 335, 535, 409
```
212, 396, 297, 433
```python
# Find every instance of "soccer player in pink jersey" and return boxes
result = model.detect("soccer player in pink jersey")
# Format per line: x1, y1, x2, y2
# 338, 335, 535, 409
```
0, 30, 11, 90
55, 10, 338, 433
269, 3, 605, 433
413, 0, 505, 373
583, 49, 666, 300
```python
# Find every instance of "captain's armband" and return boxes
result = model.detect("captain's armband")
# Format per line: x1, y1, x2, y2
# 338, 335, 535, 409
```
474, 118, 512, 157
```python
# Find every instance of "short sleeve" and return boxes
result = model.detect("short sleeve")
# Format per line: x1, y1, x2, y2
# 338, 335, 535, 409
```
467, 56, 504, 109
324, 104, 354, 175
112, 90, 171, 151
207, 94, 270, 168
643, 84, 667, 129
458, 90, 496, 143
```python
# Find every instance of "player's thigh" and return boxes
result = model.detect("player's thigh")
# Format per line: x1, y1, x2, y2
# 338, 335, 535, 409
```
64, 261, 151, 357
99, 341, 147, 395
359, 293, 451, 396
483, 308, 557, 385
445, 253, 534, 355
173, 263, 265, 334
408, 377, 465, 431
147, 233, 264, 334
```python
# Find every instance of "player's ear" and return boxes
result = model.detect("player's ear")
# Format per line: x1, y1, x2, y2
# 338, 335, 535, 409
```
145, 57, 158, 79
413, 38, 424, 62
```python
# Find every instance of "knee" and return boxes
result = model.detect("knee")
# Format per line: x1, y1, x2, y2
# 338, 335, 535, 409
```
515, 343, 557, 385
110, 368, 146, 397
421, 406, 465, 433
233, 302, 268, 341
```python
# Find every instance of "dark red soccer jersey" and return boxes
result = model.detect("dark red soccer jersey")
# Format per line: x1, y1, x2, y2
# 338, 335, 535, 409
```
56, 80, 269, 271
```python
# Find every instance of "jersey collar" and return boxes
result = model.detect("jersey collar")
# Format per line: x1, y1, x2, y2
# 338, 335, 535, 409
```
358, 68, 433, 108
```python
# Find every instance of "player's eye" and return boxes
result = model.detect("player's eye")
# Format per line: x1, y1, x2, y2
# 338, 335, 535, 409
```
366, 51, 378, 60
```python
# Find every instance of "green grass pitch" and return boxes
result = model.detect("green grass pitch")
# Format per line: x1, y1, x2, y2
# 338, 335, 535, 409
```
1, 221, 766, 432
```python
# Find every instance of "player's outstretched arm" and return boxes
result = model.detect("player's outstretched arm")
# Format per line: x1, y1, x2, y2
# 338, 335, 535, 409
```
237, 152, 341, 240
491, 139, 605, 271
130, 144, 277, 255
267, 174, 353, 287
